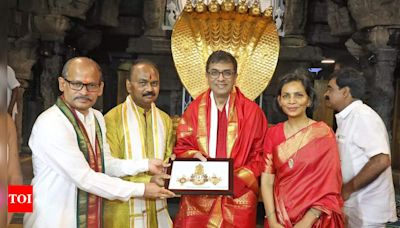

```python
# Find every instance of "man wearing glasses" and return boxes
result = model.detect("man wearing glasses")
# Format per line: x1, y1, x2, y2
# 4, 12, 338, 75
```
173, 50, 269, 227
24, 57, 174, 228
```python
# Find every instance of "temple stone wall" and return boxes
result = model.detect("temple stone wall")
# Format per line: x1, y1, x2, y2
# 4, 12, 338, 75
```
6, 0, 400, 159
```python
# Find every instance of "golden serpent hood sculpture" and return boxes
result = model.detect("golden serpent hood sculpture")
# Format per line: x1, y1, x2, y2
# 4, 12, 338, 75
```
171, 0, 280, 100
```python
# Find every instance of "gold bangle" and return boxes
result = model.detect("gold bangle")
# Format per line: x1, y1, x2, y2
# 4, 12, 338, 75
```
309, 208, 321, 219
264, 211, 275, 219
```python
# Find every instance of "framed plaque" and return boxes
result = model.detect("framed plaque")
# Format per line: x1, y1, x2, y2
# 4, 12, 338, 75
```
165, 158, 233, 195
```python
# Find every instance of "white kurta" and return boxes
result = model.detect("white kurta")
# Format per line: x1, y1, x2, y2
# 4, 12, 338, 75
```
335, 100, 397, 226
24, 105, 150, 228
7, 65, 20, 118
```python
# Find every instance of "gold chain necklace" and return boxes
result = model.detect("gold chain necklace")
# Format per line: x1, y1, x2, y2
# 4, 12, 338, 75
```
286, 119, 311, 169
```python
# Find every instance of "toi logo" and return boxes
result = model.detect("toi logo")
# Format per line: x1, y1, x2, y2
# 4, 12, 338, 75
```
8, 185, 33, 212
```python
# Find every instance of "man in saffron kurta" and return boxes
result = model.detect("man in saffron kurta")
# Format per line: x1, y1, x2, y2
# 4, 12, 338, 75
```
104, 60, 174, 228
174, 51, 268, 227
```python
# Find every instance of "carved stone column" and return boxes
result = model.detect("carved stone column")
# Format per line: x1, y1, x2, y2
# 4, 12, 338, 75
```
127, 0, 168, 53
366, 26, 399, 135
87, 0, 121, 26
282, 0, 309, 46
33, 14, 70, 42
143, 0, 167, 37
326, 0, 355, 36
40, 50, 63, 109
33, 14, 70, 109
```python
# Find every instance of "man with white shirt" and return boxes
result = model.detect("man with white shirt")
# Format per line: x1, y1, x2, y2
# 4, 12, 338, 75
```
7, 65, 20, 119
24, 57, 174, 228
324, 67, 397, 228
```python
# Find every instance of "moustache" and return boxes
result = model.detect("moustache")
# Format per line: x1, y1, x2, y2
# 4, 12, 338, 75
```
325, 95, 330, 101
74, 96, 93, 102
143, 92, 155, 97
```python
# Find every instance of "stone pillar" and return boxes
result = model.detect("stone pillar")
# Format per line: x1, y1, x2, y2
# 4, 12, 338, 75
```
371, 49, 398, 134
143, 0, 167, 37
87, 0, 121, 26
326, 0, 355, 36
33, 14, 70, 41
40, 53, 63, 109
282, 0, 309, 46
366, 26, 399, 135
127, 0, 169, 53
33, 14, 70, 109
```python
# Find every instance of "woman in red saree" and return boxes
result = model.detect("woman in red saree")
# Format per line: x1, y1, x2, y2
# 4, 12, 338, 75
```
261, 71, 344, 228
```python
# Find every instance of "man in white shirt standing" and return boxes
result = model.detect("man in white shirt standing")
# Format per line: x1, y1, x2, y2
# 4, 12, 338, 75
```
324, 67, 397, 228
7, 65, 20, 119
24, 57, 175, 228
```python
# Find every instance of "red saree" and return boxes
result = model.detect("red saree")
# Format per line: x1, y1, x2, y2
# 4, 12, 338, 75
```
264, 122, 344, 228
174, 87, 268, 228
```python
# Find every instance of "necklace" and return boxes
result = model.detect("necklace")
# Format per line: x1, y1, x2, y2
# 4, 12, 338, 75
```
286, 119, 311, 169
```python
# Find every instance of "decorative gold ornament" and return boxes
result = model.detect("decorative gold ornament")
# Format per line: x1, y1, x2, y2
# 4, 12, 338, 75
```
210, 174, 222, 185
263, 6, 273, 18
194, 163, 205, 175
176, 163, 222, 186
171, 6, 280, 100
237, 0, 248, 14
195, 0, 206, 13
208, 0, 220, 13
249, 0, 261, 16
184, 0, 193, 13
177, 175, 188, 185
190, 164, 208, 185
221, 0, 235, 12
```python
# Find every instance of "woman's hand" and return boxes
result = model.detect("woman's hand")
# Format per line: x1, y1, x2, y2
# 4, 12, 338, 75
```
293, 208, 321, 228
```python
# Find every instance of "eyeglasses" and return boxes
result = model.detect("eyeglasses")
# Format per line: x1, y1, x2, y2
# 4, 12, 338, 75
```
63, 78, 101, 92
207, 69, 235, 79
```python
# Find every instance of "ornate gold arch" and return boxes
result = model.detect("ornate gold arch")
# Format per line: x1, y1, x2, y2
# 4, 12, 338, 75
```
171, 0, 280, 100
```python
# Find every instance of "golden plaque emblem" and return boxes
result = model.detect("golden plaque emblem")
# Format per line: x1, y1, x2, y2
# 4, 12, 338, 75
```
177, 163, 222, 186
171, 1, 280, 100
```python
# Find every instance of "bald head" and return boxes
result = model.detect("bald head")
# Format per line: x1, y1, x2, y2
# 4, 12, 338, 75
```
62, 57, 102, 81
